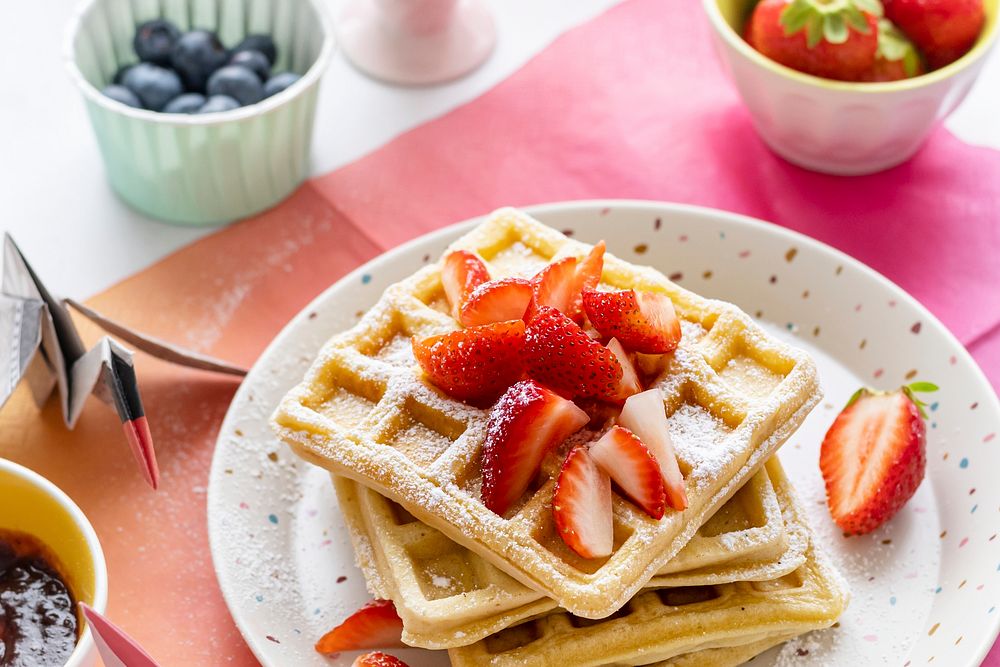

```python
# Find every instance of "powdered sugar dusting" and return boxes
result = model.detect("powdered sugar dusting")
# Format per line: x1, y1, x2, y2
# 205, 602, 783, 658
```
667, 403, 735, 484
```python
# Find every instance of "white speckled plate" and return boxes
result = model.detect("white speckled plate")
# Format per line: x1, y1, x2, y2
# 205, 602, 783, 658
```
207, 201, 1000, 667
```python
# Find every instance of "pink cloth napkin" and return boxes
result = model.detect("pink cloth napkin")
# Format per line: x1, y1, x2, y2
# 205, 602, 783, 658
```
312, 0, 1000, 398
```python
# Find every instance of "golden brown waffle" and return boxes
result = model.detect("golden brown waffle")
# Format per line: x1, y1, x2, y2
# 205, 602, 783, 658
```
448, 462, 847, 666
273, 208, 821, 618
332, 459, 808, 649
651, 634, 797, 667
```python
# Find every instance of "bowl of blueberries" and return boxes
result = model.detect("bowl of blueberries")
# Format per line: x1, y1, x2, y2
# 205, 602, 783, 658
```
66, 0, 334, 225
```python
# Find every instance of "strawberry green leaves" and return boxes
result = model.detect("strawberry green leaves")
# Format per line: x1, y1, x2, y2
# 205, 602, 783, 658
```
902, 381, 939, 419
781, 0, 884, 47
875, 18, 923, 76
844, 381, 939, 419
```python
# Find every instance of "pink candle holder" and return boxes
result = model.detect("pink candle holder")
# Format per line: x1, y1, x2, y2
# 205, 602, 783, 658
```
337, 0, 496, 85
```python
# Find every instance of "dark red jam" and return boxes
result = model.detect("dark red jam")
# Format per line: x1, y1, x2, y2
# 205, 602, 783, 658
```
0, 531, 77, 666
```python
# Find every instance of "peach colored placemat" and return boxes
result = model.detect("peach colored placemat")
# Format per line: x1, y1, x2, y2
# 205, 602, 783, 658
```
3, 0, 999, 662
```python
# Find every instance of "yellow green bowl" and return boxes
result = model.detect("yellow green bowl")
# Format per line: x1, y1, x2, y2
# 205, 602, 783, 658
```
704, 0, 999, 174
0, 458, 107, 667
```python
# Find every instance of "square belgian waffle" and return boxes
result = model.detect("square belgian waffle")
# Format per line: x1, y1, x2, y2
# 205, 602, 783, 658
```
272, 208, 821, 618
445, 460, 848, 667
333, 458, 809, 649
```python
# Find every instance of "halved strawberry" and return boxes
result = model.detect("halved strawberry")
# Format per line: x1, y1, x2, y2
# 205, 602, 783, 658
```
589, 425, 666, 519
442, 250, 489, 319
481, 380, 590, 515
459, 278, 534, 327
530, 256, 578, 315
568, 241, 606, 318
582, 289, 682, 354
353, 653, 410, 667
553, 445, 613, 559
524, 306, 623, 400
820, 382, 937, 535
618, 388, 688, 511
315, 599, 403, 655
412, 320, 525, 403
606, 337, 643, 401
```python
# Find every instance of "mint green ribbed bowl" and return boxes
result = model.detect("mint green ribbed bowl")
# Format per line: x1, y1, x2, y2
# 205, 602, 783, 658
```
66, 0, 335, 226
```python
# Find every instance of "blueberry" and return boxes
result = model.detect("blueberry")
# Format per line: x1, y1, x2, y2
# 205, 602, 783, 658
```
206, 66, 264, 105
133, 19, 180, 66
263, 72, 301, 98
121, 62, 183, 111
171, 30, 228, 92
101, 84, 142, 108
163, 93, 206, 113
232, 34, 277, 65
197, 95, 240, 114
228, 50, 270, 82
112, 64, 134, 85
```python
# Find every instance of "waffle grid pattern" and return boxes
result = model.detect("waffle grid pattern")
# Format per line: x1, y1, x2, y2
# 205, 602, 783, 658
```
446, 461, 847, 666
273, 208, 820, 617
333, 459, 810, 649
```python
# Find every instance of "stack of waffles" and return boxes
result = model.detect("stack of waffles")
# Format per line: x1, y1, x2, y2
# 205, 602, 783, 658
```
273, 208, 849, 665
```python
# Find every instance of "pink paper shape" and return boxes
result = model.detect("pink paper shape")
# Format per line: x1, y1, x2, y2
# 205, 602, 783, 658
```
80, 602, 160, 667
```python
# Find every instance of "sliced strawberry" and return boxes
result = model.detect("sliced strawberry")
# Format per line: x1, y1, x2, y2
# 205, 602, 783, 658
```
315, 599, 403, 654
412, 320, 525, 403
481, 380, 590, 515
442, 250, 490, 319
568, 241, 606, 318
524, 306, 623, 400
589, 425, 666, 519
820, 384, 934, 535
530, 256, 578, 316
459, 277, 534, 327
353, 653, 410, 667
618, 388, 688, 511
606, 337, 643, 401
553, 446, 613, 559
583, 289, 682, 354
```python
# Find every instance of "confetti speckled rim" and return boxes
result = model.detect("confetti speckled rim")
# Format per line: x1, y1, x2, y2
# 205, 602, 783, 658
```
208, 200, 1000, 666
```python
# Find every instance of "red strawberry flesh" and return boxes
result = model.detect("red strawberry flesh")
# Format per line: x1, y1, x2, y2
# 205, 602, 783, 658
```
524, 305, 623, 400
820, 388, 927, 535
481, 380, 590, 515
607, 337, 643, 401
589, 425, 667, 519
412, 320, 525, 403
530, 256, 578, 315
568, 241, 606, 318
353, 653, 410, 667
618, 388, 688, 510
315, 599, 403, 654
460, 277, 534, 327
582, 289, 682, 354
553, 445, 614, 559
442, 250, 489, 319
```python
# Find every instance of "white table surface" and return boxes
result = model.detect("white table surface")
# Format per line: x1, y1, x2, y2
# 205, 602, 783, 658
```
1, 0, 998, 299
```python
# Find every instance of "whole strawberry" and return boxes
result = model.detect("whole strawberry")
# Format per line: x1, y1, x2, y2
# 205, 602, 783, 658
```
747, 0, 882, 80
820, 382, 937, 535
883, 0, 984, 68
857, 18, 925, 81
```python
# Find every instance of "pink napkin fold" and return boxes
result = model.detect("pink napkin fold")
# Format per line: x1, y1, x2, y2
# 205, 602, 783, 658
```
80, 603, 160, 667
310, 0, 1000, 392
